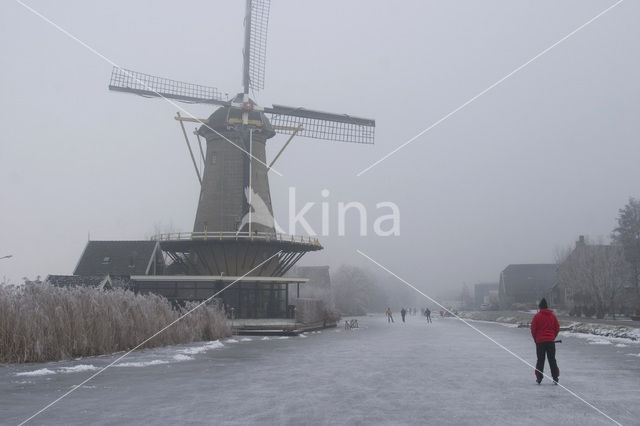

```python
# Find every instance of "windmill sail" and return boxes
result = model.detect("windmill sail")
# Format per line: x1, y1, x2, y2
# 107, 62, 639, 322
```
244, 0, 270, 93
108, 67, 230, 106
266, 104, 375, 144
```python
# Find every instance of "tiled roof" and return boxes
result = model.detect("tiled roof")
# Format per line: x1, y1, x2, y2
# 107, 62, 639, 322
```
73, 241, 158, 276
501, 264, 557, 296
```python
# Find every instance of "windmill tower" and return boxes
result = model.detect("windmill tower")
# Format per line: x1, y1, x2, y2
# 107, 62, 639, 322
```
107, 0, 375, 319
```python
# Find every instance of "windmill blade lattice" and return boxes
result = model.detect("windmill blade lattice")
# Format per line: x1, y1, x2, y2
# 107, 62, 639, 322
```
247, 0, 270, 92
109, 67, 230, 106
266, 104, 375, 144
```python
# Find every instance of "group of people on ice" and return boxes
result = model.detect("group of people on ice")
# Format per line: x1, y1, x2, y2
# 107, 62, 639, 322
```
385, 307, 432, 323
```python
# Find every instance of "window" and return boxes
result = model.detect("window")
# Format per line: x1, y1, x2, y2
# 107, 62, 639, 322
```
102, 257, 111, 264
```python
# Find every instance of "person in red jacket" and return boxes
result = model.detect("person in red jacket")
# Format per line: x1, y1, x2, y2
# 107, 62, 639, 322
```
530, 298, 560, 384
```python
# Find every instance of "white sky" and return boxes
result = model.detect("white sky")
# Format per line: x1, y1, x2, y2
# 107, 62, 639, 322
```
1, 0, 638, 296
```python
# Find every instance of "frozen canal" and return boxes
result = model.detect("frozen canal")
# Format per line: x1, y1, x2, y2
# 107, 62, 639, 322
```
2, 315, 639, 425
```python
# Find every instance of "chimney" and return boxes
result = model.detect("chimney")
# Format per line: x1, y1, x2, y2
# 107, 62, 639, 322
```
576, 235, 585, 248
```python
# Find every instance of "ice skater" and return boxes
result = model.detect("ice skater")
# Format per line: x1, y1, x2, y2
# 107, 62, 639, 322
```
386, 307, 394, 323
425, 308, 432, 323
531, 298, 560, 384
400, 308, 407, 322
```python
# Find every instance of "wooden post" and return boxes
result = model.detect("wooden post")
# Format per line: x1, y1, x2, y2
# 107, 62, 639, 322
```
268, 125, 302, 171
176, 112, 202, 185
194, 129, 206, 163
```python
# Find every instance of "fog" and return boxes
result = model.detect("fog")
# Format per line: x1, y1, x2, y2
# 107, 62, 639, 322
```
1, 0, 638, 298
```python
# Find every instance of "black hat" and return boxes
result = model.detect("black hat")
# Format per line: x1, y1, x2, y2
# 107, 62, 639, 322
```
539, 298, 548, 310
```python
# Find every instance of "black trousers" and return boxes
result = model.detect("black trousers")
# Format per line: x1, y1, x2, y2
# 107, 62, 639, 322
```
535, 341, 559, 380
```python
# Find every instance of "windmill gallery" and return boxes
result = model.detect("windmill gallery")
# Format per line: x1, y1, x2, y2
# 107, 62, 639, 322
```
54, 0, 377, 333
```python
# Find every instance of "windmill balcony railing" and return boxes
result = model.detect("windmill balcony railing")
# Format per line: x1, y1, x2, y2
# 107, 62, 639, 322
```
151, 231, 322, 247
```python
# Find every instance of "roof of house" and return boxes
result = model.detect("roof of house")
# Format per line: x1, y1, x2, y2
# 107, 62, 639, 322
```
46, 274, 130, 290
500, 264, 557, 296
73, 241, 158, 276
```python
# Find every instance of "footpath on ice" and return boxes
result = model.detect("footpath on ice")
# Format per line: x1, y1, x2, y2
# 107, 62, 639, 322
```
458, 310, 640, 342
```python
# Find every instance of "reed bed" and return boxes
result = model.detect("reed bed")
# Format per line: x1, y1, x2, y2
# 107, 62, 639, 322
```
0, 284, 230, 363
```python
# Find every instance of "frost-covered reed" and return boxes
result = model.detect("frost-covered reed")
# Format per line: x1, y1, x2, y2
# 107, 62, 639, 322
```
0, 284, 230, 363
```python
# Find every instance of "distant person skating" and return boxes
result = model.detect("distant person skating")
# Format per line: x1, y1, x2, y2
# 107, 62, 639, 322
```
531, 298, 560, 385
386, 307, 394, 323
400, 308, 407, 322
425, 308, 432, 323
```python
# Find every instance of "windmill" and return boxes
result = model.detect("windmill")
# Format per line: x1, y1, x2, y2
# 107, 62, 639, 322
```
109, 0, 374, 237
107, 0, 375, 318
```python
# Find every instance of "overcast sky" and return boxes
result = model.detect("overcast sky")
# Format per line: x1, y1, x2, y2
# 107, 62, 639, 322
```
1, 0, 638, 297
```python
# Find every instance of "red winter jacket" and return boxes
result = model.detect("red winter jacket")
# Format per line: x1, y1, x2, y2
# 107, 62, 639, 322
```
530, 309, 559, 343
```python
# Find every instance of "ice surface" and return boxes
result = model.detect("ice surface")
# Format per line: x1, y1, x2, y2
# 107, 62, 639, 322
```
15, 368, 55, 377
115, 360, 169, 368
15, 365, 99, 377
587, 338, 612, 345
3, 316, 639, 425
178, 340, 224, 355
172, 354, 193, 361
58, 365, 99, 373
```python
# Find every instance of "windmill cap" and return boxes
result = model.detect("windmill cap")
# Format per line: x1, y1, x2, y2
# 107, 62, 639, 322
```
198, 99, 276, 139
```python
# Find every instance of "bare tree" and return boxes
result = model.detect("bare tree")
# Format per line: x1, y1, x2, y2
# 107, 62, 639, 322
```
612, 198, 640, 299
332, 265, 382, 315
557, 236, 629, 318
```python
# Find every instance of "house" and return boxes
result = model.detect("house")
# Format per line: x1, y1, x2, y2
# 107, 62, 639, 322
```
498, 264, 557, 310
474, 283, 498, 309
44, 241, 163, 293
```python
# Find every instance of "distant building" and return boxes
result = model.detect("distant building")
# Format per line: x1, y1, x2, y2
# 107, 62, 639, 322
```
498, 264, 557, 310
474, 283, 498, 309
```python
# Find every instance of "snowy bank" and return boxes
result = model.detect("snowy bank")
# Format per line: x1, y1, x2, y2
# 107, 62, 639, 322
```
458, 311, 640, 341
